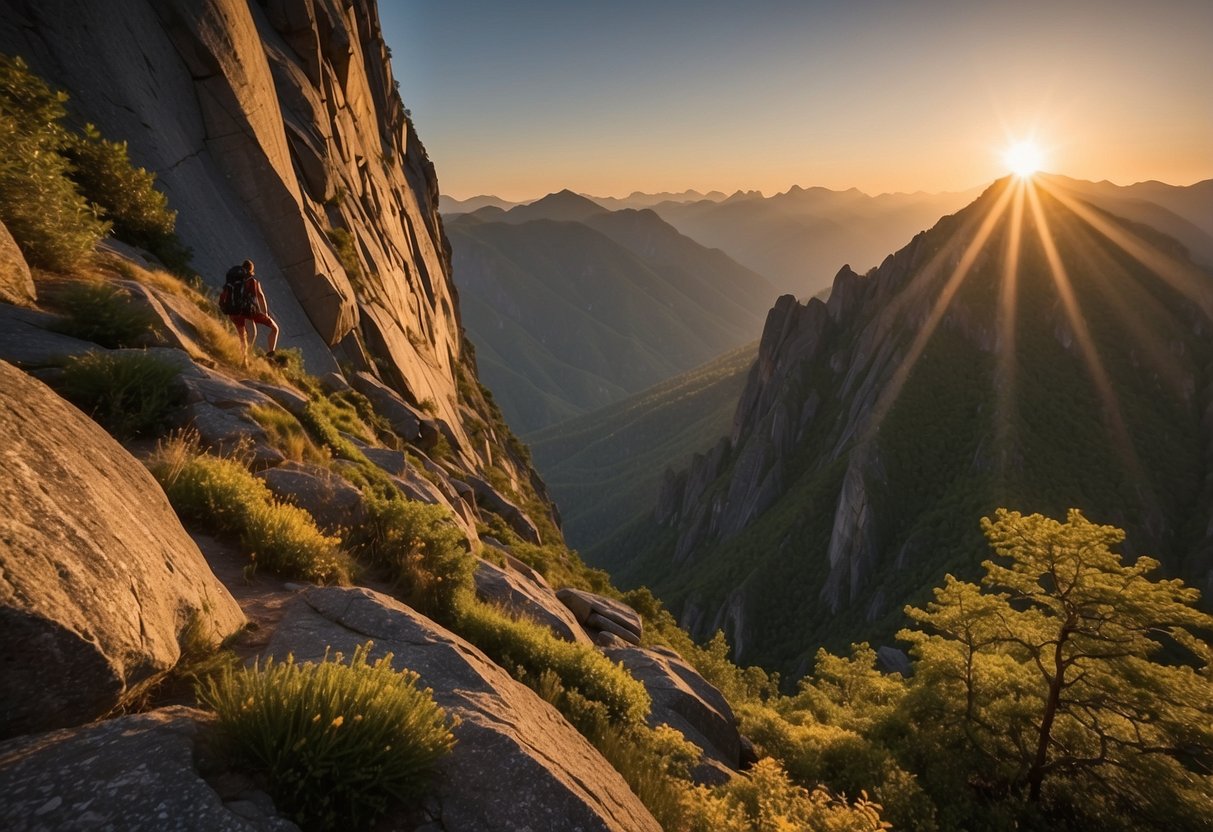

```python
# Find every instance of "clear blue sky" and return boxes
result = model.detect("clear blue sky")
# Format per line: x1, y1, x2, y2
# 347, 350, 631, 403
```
380, 0, 1213, 200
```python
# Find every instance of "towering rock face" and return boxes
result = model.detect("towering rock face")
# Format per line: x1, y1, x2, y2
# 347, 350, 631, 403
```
0, 0, 506, 474
621, 177, 1213, 673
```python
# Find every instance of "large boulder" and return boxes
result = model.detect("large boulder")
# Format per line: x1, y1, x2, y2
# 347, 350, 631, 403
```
467, 474, 543, 544
349, 371, 438, 448
605, 645, 742, 769
473, 557, 592, 646
0, 219, 34, 306
265, 586, 661, 832
0, 360, 245, 739
256, 461, 365, 533
557, 588, 643, 645
0, 707, 297, 831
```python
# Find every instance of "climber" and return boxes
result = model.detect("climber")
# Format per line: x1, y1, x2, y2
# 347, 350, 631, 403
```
220, 259, 281, 365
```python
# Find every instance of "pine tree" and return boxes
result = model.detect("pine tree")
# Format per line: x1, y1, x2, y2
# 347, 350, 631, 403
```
901, 509, 1213, 830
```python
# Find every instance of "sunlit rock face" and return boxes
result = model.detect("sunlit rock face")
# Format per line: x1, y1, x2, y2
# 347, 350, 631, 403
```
640, 178, 1213, 672
0, 0, 496, 471
0, 361, 246, 739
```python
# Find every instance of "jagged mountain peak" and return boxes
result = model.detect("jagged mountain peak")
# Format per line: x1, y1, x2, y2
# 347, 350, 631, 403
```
617, 175, 1213, 673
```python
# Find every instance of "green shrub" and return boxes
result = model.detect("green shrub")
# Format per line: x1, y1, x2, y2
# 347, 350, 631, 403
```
198, 642, 455, 831
53, 280, 158, 347
451, 595, 650, 727
63, 123, 191, 273
300, 400, 363, 458
326, 226, 363, 285
0, 54, 108, 269
149, 437, 350, 583
248, 404, 325, 463
683, 758, 888, 832
351, 494, 474, 617
60, 350, 182, 438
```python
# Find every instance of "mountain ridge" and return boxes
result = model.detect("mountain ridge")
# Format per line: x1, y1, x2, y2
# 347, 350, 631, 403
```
608, 176, 1213, 673
449, 204, 777, 432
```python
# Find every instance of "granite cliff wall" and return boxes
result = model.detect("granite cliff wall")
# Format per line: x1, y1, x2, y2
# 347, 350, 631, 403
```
0, 0, 514, 476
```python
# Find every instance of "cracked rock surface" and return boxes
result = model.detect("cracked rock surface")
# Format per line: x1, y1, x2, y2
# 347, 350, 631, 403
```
0, 706, 297, 832
266, 585, 662, 832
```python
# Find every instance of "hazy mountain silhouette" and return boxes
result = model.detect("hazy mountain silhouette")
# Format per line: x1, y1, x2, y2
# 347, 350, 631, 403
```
586, 189, 730, 210
1040, 174, 1213, 266
605, 177, 1213, 674
438, 194, 522, 214
645, 185, 982, 296
464, 189, 609, 225
448, 205, 778, 433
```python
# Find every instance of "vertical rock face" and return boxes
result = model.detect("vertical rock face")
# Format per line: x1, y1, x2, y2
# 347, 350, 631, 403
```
0, 0, 499, 473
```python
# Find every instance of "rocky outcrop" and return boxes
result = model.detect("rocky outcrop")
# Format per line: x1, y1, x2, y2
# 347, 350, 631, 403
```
605, 645, 741, 770
350, 370, 439, 449
0, 219, 35, 307
0, 707, 297, 832
0, 360, 245, 739
257, 461, 365, 532
557, 588, 643, 646
266, 586, 662, 832
466, 474, 543, 544
473, 557, 592, 645
0, 304, 95, 369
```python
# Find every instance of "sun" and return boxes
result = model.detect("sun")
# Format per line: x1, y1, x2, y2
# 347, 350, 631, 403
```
1003, 140, 1045, 178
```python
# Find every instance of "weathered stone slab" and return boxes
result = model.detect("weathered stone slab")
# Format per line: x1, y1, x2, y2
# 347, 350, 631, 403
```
605, 644, 741, 769
556, 588, 643, 642
0, 707, 297, 831
473, 558, 592, 645
0, 304, 95, 368
257, 461, 364, 532
467, 474, 542, 544
265, 586, 661, 832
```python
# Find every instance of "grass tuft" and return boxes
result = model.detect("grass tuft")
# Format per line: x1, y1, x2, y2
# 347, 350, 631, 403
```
52, 279, 159, 347
450, 594, 650, 727
248, 404, 326, 463
149, 435, 351, 584
60, 350, 182, 438
351, 494, 474, 617
198, 642, 455, 832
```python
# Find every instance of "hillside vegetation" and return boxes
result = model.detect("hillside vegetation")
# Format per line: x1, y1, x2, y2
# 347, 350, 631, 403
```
529, 342, 757, 556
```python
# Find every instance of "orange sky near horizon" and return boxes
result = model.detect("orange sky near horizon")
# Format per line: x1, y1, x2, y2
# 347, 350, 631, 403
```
382, 1, 1213, 201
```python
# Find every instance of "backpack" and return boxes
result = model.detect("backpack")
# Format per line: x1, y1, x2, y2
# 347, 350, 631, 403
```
218, 266, 256, 316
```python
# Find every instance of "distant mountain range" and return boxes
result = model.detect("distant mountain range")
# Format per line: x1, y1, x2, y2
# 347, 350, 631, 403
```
638, 186, 984, 297
439, 194, 523, 214
597, 175, 1213, 675
447, 192, 777, 433
439, 188, 727, 216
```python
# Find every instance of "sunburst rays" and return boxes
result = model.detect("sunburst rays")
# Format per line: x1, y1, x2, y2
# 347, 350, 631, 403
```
859, 180, 1016, 445
1024, 181, 1145, 482
857, 173, 1204, 501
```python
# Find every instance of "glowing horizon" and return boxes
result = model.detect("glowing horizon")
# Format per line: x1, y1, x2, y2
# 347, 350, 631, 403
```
381, 1, 1212, 201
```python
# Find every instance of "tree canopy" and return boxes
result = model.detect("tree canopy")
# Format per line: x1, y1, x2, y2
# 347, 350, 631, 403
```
900, 508, 1213, 829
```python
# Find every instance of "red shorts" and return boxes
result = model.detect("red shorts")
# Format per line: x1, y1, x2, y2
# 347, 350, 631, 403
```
230, 311, 274, 327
